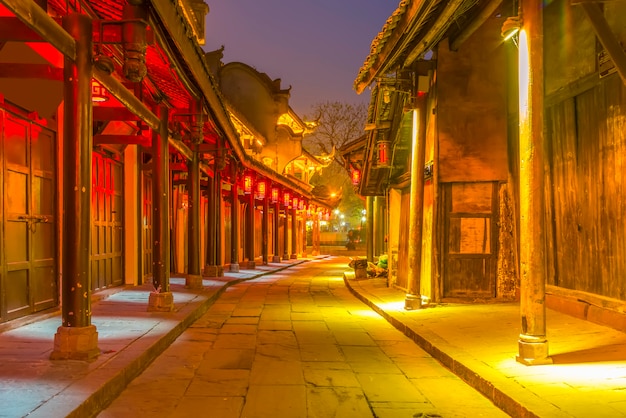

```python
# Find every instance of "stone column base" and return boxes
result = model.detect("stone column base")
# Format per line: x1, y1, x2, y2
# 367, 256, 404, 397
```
203, 265, 224, 277
246, 260, 256, 269
185, 274, 203, 289
516, 337, 552, 365
290, 254, 297, 259
404, 294, 422, 310
311, 250, 319, 256
230, 263, 240, 273
148, 291, 174, 312
272, 255, 281, 263
50, 325, 99, 360
203, 265, 219, 277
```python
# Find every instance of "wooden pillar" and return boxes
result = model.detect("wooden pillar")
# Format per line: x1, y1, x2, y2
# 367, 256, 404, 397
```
204, 150, 224, 277
214, 168, 224, 275
206, 175, 216, 266
245, 189, 256, 268
186, 149, 202, 288
316, 214, 322, 255
148, 105, 173, 312
373, 196, 382, 256
290, 207, 298, 259
366, 197, 374, 262
516, 0, 551, 365
52, 13, 99, 360
272, 200, 281, 262
282, 209, 290, 260
262, 194, 269, 265
311, 216, 320, 256
230, 167, 240, 272
300, 211, 306, 257
405, 96, 427, 310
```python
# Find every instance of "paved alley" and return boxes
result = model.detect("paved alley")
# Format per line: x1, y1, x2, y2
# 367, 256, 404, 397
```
97, 257, 507, 418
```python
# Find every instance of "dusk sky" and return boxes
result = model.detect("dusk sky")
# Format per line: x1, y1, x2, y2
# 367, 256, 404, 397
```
203, 1, 400, 118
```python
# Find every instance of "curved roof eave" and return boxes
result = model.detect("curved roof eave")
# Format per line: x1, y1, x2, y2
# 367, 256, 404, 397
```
354, 0, 475, 94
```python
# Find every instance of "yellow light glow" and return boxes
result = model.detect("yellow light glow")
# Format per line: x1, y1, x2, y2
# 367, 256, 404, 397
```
518, 29, 530, 126
378, 301, 407, 312
350, 309, 382, 319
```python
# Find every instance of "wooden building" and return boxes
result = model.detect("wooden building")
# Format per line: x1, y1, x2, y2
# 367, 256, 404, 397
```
350, 0, 626, 364
0, 0, 331, 359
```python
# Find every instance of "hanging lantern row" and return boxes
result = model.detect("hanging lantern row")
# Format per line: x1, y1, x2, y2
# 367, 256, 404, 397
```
238, 174, 326, 218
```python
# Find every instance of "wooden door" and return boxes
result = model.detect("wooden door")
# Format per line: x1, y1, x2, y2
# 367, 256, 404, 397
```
91, 151, 123, 290
443, 182, 498, 298
2, 110, 57, 321
395, 189, 411, 289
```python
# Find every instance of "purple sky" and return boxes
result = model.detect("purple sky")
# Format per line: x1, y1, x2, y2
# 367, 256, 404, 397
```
203, 1, 399, 118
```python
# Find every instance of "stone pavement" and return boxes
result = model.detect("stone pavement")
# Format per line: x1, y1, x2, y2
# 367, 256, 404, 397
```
0, 259, 310, 418
1, 253, 625, 417
99, 258, 506, 418
344, 271, 626, 418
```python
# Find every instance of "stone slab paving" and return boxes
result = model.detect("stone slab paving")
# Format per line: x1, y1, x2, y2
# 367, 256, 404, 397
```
344, 269, 626, 418
98, 258, 507, 418
0, 259, 306, 418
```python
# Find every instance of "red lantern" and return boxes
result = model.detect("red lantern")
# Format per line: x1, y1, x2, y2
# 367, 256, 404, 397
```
283, 191, 291, 207
244, 173, 253, 194
271, 187, 279, 203
351, 169, 361, 185
378, 140, 390, 166
299, 199, 305, 211
256, 180, 266, 199
292, 197, 299, 210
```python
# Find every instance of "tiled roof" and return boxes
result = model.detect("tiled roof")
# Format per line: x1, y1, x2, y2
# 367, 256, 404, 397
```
354, 0, 478, 92
354, 0, 411, 91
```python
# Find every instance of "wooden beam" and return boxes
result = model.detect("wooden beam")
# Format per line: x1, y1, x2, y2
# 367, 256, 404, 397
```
0, 17, 47, 41
449, 0, 503, 51
94, 134, 150, 147
580, 2, 626, 86
0, 63, 62, 80
92, 106, 141, 122
0, 0, 76, 60
169, 162, 187, 172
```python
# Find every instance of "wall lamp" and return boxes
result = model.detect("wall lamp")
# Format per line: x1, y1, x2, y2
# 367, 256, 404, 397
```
501, 15, 522, 42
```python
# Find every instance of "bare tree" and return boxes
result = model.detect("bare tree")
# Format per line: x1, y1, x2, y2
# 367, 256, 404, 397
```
303, 100, 367, 166
303, 101, 368, 229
